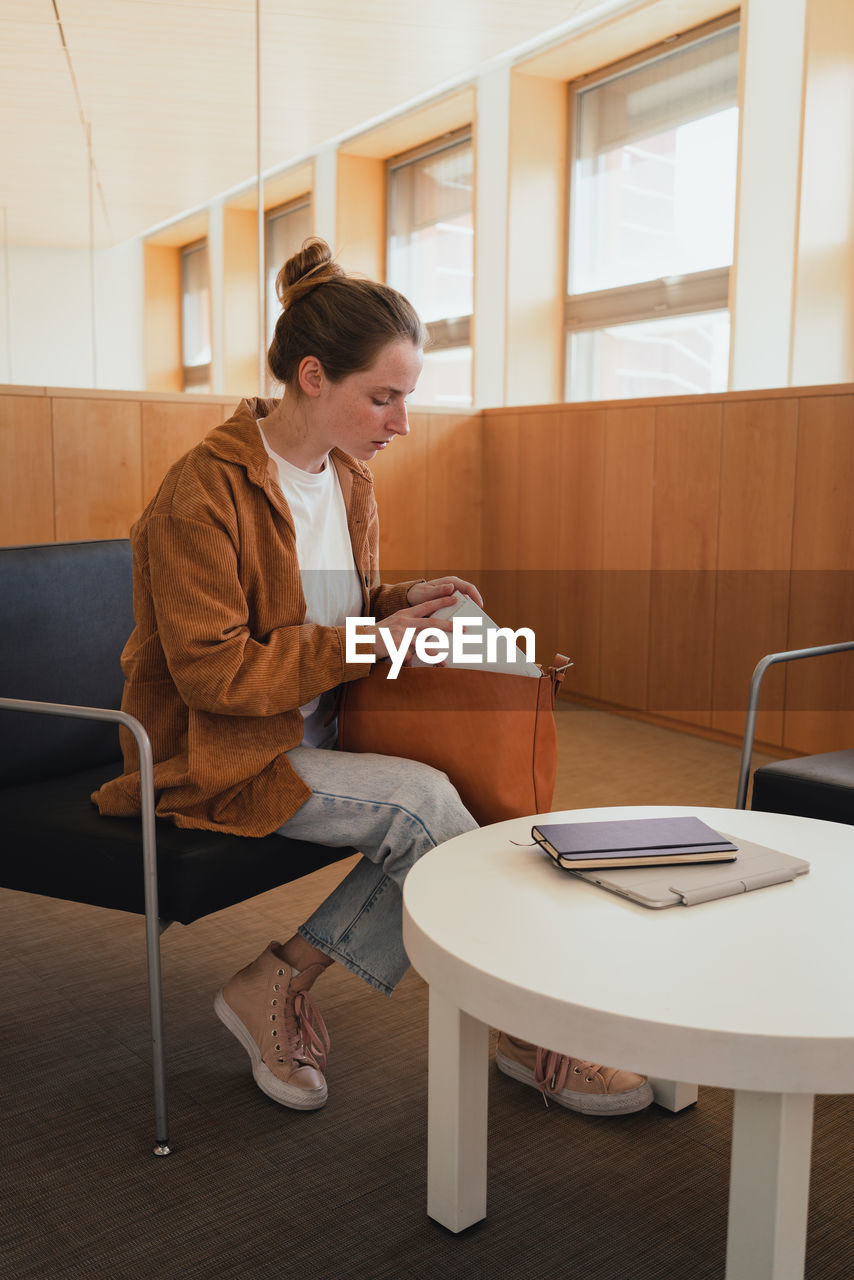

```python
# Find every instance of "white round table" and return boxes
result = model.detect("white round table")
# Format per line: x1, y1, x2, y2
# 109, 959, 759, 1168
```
402, 805, 854, 1280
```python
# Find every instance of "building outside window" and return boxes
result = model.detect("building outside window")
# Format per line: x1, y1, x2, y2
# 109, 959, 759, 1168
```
565, 20, 740, 401
266, 197, 312, 356
387, 129, 473, 407
180, 239, 212, 392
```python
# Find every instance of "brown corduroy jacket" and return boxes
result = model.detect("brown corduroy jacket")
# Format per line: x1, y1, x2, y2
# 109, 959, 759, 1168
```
93, 398, 414, 836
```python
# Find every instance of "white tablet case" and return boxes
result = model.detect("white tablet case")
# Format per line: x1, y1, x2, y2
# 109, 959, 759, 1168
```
419, 592, 542, 677
567, 834, 810, 908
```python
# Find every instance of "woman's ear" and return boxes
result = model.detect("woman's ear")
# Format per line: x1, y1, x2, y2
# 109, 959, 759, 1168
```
297, 355, 324, 398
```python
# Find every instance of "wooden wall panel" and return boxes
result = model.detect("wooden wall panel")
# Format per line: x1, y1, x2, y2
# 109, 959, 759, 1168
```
423, 413, 482, 577
4, 383, 852, 758
481, 414, 522, 630
556, 407, 605, 698
141, 400, 228, 508
599, 407, 655, 710
52, 398, 142, 541
785, 393, 854, 753
218, 400, 240, 429
712, 398, 798, 747
368, 409, 429, 578
514, 411, 563, 665
0, 394, 55, 545
647, 402, 722, 728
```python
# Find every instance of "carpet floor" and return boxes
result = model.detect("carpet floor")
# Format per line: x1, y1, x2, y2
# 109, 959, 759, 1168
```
1, 708, 850, 1279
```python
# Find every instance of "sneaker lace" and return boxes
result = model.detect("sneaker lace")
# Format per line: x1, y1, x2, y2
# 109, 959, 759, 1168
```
282, 987, 330, 1073
534, 1048, 603, 1105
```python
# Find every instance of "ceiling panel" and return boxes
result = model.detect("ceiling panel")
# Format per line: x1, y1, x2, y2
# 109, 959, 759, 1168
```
1, 0, 599, 249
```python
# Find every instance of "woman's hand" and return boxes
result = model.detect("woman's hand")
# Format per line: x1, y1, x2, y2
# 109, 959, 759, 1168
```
364, 578, 485, 672
406, 576, 484, 609
370, 596, 456, 669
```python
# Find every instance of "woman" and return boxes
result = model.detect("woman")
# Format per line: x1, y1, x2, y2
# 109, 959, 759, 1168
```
96, 238, 651, 1117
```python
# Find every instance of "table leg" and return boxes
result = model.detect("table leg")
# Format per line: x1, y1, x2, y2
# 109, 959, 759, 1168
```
648, 1078, 699, 1111
725, 1090, 815, 1280
426, 988, 490, 1232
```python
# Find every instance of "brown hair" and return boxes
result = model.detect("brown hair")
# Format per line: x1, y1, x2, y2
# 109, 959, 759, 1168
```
267, 237, 427, 388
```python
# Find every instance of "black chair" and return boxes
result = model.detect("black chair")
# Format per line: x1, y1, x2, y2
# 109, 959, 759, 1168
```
0, 540, 356, 1155
735, 640, 854, 823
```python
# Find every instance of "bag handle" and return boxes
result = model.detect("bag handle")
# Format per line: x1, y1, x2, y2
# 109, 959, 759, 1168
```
548, 653, 572, 693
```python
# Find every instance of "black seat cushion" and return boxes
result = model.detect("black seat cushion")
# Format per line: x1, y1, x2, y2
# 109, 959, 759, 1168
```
0, 762, 356, 924
752, 750, 854, 826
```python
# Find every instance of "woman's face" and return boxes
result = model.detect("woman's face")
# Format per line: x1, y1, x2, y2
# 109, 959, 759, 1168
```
311, 339, 423, 462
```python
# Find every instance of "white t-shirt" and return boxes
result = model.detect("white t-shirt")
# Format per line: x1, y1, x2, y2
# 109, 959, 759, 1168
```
260, 429, 363, 747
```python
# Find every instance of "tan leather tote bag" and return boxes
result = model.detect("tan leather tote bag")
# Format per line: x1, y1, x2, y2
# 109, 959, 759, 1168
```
338, 657, 568, 826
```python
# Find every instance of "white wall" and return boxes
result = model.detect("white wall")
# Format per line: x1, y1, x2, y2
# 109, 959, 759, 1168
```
729, 0, 808, 390
731, 0, 854, 390
472, 66, 510, 408
0, 240, 144, 391
95, 239, 146, 391
4, 0, 854, 400
791, 0, 854, 385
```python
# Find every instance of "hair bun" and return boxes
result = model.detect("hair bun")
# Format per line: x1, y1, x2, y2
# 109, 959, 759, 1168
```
267, 236, 426, 388
276, 237, 344, 308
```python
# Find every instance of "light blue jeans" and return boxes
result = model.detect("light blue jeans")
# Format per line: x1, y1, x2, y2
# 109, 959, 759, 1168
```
276, 747, 477, 995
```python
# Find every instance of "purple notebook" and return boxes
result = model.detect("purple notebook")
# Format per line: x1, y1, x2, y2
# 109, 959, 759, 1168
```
531, 816, 737, 869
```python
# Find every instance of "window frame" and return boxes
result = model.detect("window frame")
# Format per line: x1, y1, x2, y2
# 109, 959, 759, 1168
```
386, 125, 474, 359
563, 14, 740, 399
180, 237, 212, 393
264, 194, 312, 347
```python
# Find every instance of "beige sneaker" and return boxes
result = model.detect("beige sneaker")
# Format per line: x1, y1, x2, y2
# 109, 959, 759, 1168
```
214, 942, 330, 1110
495, 1032, 653, 1116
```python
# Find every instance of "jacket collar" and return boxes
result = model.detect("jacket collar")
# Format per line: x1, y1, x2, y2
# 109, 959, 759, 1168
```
204, 398, 374, 495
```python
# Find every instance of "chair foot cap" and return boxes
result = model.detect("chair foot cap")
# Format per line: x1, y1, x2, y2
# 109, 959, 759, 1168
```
153, 1143, 173, 1157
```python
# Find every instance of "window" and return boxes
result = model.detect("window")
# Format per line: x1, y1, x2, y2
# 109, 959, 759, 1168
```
180, 240, 211, 392
387, 129, 473, 407
565, 20, 739, 400
266, 197, 312, 352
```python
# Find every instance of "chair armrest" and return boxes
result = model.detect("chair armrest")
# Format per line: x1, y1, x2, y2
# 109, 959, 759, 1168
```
0, 696, 159, 914
735, 641, 854, 809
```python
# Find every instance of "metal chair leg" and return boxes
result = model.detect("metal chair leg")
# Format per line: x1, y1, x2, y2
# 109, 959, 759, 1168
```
145, 910, 171, 1156
0, 698, 173, 1155
137, 733, 171, 1156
